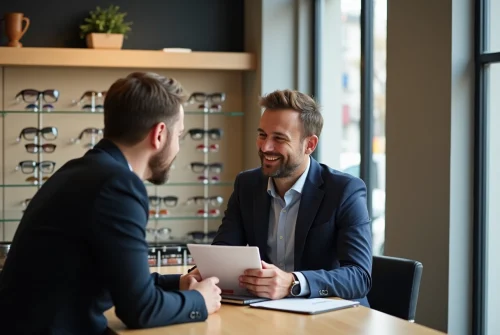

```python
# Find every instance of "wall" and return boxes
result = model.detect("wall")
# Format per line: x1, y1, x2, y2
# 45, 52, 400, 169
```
385, 0, 473, 333
0, 0, 244, 51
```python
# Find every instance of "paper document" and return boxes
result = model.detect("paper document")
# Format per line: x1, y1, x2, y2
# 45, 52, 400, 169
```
187, 244, 262, 296
250, 298, 360, 315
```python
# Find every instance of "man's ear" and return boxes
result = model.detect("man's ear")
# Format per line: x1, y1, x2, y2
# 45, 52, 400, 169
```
304, 135, 318, 155
150, 122, 167, 150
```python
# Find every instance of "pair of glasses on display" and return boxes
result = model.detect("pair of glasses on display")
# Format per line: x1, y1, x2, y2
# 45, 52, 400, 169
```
198, 175, 220, 183
149, 208, 169, 216
71, 127, 104, 144
74, 90, 106, 112
15, 89, 60, 104
148, 196, 178, 208
16, 160, 56, 174
186, 196, 223, 206
25, 176, 50, 184
25, 103, 54, 112
187, 92, 226, 105
16, 127, 58, 142
82, 104, 104, 112
25, 143, 56, 154
183, 128, 223, 141
196, 144, 219, 153
187, 92, 226, 113
75, 90, 106, 103
196, 209, 220, 217
146, 228, 172, 241
190, 162, 223, 174
187, 230, 218, 241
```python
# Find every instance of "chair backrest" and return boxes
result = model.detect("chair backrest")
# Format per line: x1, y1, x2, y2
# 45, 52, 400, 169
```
367, 255, 423, 321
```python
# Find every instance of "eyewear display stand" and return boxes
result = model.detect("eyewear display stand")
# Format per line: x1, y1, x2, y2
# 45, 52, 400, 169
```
0, 60, 250, 251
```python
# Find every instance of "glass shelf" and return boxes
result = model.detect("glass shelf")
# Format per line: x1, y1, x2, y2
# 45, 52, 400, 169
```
0, 211, 222, 223
0, 181, 233, 188
0, 110, 243, 116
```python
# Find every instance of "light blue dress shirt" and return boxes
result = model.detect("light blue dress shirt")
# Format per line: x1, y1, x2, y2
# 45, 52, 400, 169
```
266, 157, 311, 296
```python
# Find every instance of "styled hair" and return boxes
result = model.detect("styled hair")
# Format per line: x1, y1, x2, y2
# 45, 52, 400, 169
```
103, 72, 186, 145
258, 89, 323, 139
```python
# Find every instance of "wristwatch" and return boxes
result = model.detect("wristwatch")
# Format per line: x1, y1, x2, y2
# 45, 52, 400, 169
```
289, 273, 301, 297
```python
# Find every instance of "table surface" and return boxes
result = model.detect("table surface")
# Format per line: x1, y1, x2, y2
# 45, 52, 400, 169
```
104, 266, 446, 335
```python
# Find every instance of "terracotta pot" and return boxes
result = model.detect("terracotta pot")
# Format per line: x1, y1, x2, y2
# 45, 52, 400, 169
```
85, 33, 123, 49
2, 12, 30, 47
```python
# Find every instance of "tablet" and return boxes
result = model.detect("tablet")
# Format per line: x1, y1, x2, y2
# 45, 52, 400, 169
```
186, 244, 262, 296
249, 298, 360, 315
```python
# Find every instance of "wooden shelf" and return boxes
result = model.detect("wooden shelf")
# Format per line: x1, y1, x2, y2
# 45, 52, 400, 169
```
0, 47, 256, 71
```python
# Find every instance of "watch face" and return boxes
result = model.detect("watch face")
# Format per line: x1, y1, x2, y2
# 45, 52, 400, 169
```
291, 282, 301, 296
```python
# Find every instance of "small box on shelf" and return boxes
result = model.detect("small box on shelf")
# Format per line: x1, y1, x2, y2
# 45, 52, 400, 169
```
159, 246, 184, 266
148, 247, 159, 267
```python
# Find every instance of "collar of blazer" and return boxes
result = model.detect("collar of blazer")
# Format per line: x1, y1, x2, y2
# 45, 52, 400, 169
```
91, 138, 130, 169
254, 157, 325, 268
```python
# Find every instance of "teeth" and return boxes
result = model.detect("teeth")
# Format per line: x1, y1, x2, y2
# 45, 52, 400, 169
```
264, 155, 279, 161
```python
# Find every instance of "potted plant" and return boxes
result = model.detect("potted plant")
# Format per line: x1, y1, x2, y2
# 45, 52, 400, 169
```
79, 5, 132, 49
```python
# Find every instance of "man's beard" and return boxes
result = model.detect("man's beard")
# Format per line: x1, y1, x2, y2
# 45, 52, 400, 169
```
258, 150, 301, 178
147, 141, 175, 185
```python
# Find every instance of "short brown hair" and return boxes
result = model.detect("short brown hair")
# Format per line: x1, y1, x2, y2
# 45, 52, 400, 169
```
103, 72, 186, 145
259, 89, 323, 139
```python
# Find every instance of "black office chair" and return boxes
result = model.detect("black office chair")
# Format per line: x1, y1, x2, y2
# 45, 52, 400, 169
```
367, 255, 423, 322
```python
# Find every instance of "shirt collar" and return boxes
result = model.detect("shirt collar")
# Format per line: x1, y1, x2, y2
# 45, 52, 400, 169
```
267, 156, 311, 198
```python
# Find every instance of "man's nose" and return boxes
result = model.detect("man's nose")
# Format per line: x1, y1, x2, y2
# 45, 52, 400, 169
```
261, 139, 274, 152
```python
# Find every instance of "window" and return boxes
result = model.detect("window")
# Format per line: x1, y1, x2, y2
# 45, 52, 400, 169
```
486, 0, 500, 52
317, 0, 386, 256
485, 62, 500, 335
474, 0, 500, 334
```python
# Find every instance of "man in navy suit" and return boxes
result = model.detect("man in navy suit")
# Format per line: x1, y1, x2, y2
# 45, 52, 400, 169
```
210, 89, 373, 306
0, 72, 222, 335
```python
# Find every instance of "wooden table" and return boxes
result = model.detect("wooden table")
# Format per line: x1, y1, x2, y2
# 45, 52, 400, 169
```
105, 266, 446, 335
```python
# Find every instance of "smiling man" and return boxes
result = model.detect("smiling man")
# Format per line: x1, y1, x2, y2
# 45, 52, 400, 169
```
210, 89, 373, 306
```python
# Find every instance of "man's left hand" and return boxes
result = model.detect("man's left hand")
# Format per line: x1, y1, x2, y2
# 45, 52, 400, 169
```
179, 271, 203, 291
239, 260, 294, 299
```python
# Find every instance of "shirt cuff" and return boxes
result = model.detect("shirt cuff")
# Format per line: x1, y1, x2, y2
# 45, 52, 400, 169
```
293, 272, 310, 297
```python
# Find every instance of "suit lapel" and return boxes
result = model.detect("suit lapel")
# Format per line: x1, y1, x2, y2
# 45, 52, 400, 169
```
294, 158, 324, 269
253, 175, 271, 262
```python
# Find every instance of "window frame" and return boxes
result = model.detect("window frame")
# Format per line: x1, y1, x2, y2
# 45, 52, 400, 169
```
473, 0, 500, 334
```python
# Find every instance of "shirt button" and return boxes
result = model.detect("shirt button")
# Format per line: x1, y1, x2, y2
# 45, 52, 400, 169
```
282, 209, 286, 213
279, 236, 283, 240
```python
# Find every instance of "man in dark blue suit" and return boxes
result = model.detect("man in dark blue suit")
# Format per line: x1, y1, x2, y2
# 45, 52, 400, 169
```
210, 89, 373, 306
0, 72, 221, 335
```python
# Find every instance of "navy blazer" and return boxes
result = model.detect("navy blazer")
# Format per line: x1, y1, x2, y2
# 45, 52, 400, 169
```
0, 139, 207, 335
212, 157, 373, 306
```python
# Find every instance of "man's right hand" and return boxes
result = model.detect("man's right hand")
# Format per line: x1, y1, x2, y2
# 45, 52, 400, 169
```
188, 276, 222, 314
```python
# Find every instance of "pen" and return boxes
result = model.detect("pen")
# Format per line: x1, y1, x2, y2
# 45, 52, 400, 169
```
188, 265, 197, 273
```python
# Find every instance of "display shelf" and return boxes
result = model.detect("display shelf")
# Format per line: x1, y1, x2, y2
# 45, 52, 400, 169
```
0, 181, 233, 188
0, 47, 256, 71
0, 211, 222, 223
0, 110, 244, 116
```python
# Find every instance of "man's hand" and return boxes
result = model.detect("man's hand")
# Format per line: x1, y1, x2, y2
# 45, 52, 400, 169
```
239, 261, 294, 300
188, 276, 222, 314
179, 271, 202, 291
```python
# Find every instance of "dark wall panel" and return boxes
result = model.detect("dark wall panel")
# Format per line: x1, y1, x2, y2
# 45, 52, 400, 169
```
0, 0, 244, 51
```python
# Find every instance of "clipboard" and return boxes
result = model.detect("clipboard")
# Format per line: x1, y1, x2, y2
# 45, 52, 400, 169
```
249, 298, 360, 315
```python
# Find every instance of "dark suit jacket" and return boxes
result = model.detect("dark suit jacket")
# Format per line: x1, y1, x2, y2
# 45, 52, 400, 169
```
212, 157, 373, 306
0, 139, 207, 335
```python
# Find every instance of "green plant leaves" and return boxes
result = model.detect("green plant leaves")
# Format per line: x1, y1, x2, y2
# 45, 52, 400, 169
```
79, 5, 133, 39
